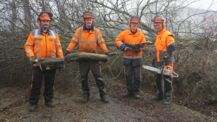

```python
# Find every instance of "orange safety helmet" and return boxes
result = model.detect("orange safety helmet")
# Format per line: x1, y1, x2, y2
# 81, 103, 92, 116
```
83, 11, 94, 19
152, 15, 165, 23
38, 11, 53, 21
130, 17, 139, 24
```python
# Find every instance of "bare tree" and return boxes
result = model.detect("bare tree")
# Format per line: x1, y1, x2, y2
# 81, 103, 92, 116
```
10, 0, 17, 33
54, 0, 72, 34
22, 0, 32, 32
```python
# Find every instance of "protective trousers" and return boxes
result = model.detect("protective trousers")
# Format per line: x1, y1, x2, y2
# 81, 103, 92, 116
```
79, 60, 106, 97
29, 67, 56, 105
123, 58, 142, 95
155, 74, 172, 100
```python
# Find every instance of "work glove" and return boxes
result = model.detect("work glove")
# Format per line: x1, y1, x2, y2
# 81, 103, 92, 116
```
64, 50, 70, 57
29, 57, 37, 65
120, 44, 131, 51
120, 44, 126, 51
64, 51, 70, 62
132, 45, 141, 52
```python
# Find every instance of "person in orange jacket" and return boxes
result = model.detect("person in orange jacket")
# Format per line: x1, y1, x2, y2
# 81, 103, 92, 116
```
115, 17, 146, 99
24, 10, 64, 112
151, 15, 175, 105
66, 11, 109, 103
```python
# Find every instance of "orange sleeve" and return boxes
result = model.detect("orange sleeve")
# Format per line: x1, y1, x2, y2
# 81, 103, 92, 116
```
55, 35, 64, 58
24, 33, 35, 58
166, 35, 175, 46
114, 31, 125, 48
97, 30, 108, 54
66, 28, 80, 52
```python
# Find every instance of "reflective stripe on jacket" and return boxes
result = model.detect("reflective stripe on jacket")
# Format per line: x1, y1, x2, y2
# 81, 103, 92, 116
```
24, 29, 64, 59
114, 29, 146, 59
154, 28, 175, 62
66, 27, 108, 54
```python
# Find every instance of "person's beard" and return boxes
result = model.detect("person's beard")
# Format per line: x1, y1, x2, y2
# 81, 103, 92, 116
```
84, 24, 93, 31
85, 25, 92, 30
41, 24, 50, 33
131, 29, 137, 34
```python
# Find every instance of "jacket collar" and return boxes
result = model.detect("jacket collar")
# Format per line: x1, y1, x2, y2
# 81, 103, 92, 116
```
128, 29, 139, 35
83, 25, 94, 31
157, 27, 166, 35
38, 28, 52, 35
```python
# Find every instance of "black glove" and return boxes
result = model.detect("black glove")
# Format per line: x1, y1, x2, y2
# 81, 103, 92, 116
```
64, 50, 70, 57
120, 44, 126, 51
132, 45, 141, 52
120, 44, 132, 51
29, 57, 37, 65
132, 43, 145, 52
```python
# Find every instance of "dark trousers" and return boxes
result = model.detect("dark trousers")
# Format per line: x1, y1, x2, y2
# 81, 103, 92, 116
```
29, 67, 56, 105
155, 74, 172, 99
123, 58, 142, 94
79, 61, 106, 97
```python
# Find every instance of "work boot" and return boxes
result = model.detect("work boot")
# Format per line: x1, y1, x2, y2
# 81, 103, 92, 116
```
151, 94, 163, 101
100, 95, 109, 103
163, 99, 171, 105
45, 101, 55, 108
123, 91, 134, 98
133, 92, 142, 99
81, 94, 89, 103
29, 104, 37, 112
163, 92, 172, 105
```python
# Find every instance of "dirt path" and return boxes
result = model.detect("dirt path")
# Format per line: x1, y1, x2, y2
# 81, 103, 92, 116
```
0, 81, 216, 122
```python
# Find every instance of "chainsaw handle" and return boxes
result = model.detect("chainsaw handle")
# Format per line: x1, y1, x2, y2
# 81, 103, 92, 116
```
172, 71, 179, 78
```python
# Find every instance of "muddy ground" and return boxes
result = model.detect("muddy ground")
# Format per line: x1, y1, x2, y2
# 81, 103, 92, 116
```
0, 76, 216, 122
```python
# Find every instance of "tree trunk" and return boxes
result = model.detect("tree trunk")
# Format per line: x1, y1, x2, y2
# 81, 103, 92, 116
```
10, 0, 17, 33
22, 0, 32, 32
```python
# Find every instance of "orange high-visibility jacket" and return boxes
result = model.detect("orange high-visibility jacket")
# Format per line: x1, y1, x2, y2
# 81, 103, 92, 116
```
114, 29, 146, 59
66, 27, 108, 54
24, 29, 64, 59
154, 28, 175, 62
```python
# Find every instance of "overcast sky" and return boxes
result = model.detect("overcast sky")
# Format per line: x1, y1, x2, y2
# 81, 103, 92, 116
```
189, 0, 217, 11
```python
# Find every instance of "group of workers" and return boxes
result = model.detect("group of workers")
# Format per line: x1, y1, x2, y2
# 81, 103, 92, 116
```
24, 10, 175, 112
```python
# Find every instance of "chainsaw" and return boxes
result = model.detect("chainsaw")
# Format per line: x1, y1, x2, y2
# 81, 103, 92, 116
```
142, 65, 178, 78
